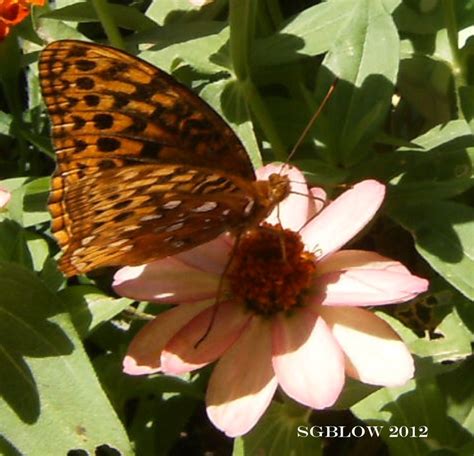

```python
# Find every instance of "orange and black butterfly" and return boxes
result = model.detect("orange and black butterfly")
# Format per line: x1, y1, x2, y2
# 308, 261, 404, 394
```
39, 40, 290, 277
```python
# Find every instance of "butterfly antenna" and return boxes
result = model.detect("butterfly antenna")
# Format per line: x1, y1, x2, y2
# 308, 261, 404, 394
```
194, 234, 242, 348
279, 78, 338, 176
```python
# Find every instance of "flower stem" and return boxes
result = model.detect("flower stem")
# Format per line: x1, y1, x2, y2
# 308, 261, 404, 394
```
90, 0, 125, 50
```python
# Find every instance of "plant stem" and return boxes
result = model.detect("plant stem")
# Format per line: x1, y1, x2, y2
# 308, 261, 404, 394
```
441, 0, 466, 114
243, 79, 287, 162
229, 0, 287, 161
90, 0, 125, 50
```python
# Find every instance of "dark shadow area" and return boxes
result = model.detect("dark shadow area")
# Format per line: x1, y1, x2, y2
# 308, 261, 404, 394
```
0, 434, 23, 456
0, 261, 74, 423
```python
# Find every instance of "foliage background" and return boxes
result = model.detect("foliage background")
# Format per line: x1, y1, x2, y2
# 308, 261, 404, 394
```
0, 0, 473, 454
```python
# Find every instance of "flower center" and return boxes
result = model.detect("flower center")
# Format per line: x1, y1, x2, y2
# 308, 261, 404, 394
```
227, 223, 316, 315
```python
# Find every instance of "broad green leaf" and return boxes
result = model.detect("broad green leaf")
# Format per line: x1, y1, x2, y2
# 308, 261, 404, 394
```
0, 220, 32, 269
388, 179, 474, 206
242, 401, 323, 456
253, 0, 355, 66
146, 0, 200, 24
315, 0, 399, 166
0, 262, 132, 455
59, 285, 132, 338
437, 359, 474, 442
3, 177, 50, 228
140, 26, 229, 74
22, 177, 50, 227
360, 120, 474, 183
352, 377, 470, 454
379, 311, 472, 363
42, 3, 158, 32
391, 202, 474, 300
398, 33, 454, 128
396, 120, 474, 152
35, 17, 88, 41
25, 231, 49, 272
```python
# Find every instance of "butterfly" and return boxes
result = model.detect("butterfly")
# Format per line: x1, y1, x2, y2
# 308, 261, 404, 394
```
39, 40, 290, 277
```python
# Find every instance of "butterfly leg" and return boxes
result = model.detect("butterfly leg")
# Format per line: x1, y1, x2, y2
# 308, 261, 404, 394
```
194, 232, 243, 348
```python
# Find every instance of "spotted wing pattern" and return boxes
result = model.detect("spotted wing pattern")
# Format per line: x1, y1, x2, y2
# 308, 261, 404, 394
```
39, 40, 289, 276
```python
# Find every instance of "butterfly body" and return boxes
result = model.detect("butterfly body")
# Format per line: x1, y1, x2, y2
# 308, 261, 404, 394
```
40, 40, 289, 277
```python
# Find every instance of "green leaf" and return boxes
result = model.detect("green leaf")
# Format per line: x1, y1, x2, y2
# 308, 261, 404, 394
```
378, 311, 472, 363
242, 401, 323, 456
359, 119, 474, 183
58, 285, 132, 338
0, 262, 132, 455
253, 0, 355, 66
140, 26, 229, 74
42, 3, 158, 32
315, 0, 399, 166
437, 359, 474, 443
35, 17, 89, 41
388, 179, 474, 206
0, 111, 12, 135
390, 201, 474, 300
0, 221, 32, 269
3, 177, 50, 228
146, 0, 198, 24
352, 377, 471, 454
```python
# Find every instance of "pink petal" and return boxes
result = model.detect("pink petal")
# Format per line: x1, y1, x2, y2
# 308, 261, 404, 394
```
0, 188, 10, 208
173, 235, 232, 274
257, 163, 310, 231
320, 306, 414, 386
307, 187, 327, 220
206, 317, 277, 437
161, 300, 251, 374
123, 300, 211, 375
272, 309, 345, 409
312, 268, 428, 307
301, 180, 385, 259
316, 250, 414, 276
113, 257, 221, 303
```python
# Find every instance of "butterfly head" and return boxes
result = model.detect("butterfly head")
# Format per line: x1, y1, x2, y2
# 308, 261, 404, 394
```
268, 173, 291, 206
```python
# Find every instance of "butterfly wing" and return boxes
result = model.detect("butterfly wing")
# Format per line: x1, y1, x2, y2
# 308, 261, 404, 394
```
50, 163, 260, 276
39, 40, 261, 276
39, 40, 255, 179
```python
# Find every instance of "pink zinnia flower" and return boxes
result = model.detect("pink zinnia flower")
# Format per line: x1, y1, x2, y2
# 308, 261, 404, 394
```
0, 188, 10, 208
114, 164, 429, 437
